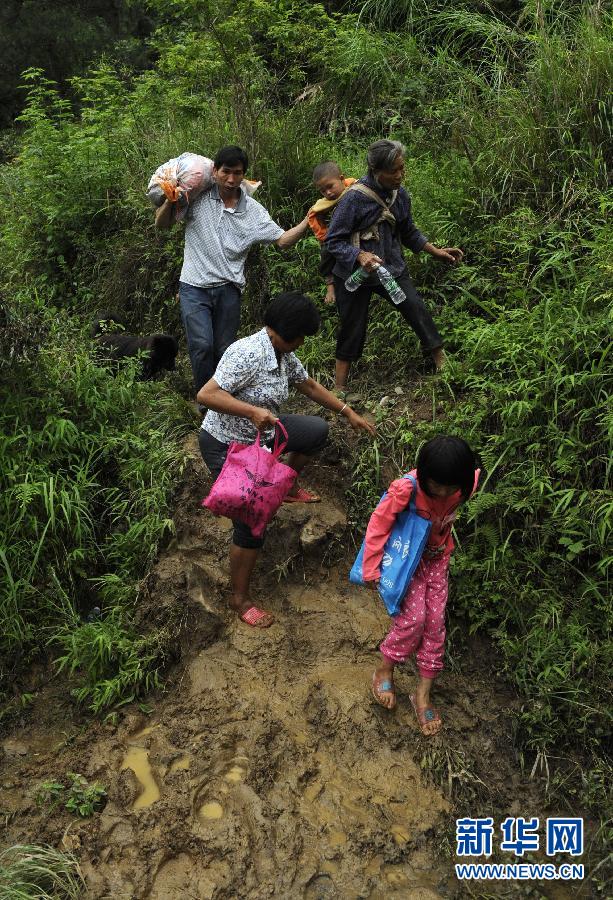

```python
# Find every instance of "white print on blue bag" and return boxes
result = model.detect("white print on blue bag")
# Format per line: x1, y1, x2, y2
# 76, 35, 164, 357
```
349, 474, 431, 616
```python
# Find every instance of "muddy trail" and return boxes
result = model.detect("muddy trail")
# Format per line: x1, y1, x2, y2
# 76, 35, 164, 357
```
1, 424, 572, 899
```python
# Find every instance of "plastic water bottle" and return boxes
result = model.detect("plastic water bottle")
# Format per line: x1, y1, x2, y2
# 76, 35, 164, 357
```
344, 267, 370, 292
376, 265, 406, 305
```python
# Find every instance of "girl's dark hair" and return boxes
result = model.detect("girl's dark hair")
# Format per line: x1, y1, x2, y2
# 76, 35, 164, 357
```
264, 292, 320, 342
214, 145, 249, 173
416, 435, 476, 501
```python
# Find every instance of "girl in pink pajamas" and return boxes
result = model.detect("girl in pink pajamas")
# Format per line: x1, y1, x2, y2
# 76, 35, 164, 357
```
362, 436, 480, 735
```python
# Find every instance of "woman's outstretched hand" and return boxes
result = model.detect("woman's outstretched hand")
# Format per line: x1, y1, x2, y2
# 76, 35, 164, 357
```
249, 407, 279, 431
346, 408, 376, 437
433, 246, 463, 265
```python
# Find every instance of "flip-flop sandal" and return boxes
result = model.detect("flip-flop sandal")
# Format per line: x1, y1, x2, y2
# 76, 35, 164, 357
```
239, 606, 274, 628
283, 487, 321, 503
409, 693, 442, 735
371, 672, 396, 709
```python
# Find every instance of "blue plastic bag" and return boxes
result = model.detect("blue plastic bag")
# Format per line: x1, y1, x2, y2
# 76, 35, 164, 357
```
350, 474, 431, 616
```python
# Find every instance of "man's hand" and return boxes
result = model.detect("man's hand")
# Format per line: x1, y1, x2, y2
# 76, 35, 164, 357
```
345, 408, 376, 437
431, 246, 463, 265
249, 407, 279, 431
365, 578, 380, 592
356, 251, 383, 272
155, 198, 176, 230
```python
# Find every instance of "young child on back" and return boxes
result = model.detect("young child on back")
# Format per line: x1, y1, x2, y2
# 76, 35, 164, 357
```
308, 162, 356, 305
363, 436, 480, 736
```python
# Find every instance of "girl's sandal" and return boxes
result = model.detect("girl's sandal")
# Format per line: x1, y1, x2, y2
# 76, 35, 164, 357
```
409, 693, 442, 736
239, 606, 274, 628
371, 671, 396, 709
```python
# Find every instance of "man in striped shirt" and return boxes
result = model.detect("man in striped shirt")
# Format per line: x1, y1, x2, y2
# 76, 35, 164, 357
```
155, 145, 309, 396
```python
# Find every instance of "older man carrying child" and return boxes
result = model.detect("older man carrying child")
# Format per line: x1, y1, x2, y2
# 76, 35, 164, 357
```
325, 139, 463, 394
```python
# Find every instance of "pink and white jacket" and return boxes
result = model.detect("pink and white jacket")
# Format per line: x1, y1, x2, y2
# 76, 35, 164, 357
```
361, 468, 480, 582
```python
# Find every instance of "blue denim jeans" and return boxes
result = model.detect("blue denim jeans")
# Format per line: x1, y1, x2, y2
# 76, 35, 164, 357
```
179, 281, 242, 392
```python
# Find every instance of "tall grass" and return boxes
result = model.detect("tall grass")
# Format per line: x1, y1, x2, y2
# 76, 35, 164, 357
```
0, 845, 84, 899
0, 296, 190, 712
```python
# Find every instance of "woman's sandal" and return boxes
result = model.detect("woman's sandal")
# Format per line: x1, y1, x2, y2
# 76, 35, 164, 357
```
283, 487, 321, 503
371, 671, 396, 709
409, 693, 442, 735
238, 606, 274, 628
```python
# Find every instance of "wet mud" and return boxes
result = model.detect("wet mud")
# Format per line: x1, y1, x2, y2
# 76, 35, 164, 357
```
0, 433, 575, 898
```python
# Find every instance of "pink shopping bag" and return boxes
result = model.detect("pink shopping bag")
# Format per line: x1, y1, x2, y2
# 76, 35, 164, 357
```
201, 422, 297, 537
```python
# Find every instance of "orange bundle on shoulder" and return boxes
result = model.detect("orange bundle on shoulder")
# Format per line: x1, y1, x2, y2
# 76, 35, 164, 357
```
147, 152, 262, 221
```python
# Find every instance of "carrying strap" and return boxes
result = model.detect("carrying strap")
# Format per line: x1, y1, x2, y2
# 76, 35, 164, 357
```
347, 183, 398, 249
254, 420, 288, 458
403, 474, 418, 511
272, 420, 289, 458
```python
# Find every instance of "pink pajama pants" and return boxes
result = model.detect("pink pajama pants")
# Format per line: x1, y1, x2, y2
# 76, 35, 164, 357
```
379, 554, 450, 679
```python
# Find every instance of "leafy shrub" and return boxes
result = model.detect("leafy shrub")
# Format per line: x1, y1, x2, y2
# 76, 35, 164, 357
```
35, 773, 107, 818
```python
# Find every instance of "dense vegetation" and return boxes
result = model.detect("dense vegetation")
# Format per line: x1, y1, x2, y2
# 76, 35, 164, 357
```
0, 0, 154, 131
0, 0, 610, 867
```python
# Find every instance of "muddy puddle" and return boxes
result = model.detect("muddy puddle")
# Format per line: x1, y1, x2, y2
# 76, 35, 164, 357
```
0, 433, 578, 898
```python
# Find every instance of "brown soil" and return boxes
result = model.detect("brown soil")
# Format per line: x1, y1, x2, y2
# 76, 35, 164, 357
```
0, 427, 577, 899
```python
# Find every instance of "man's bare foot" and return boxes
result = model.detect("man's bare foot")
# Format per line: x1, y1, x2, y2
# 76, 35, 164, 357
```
431, 347, 446, 372
372, 667, 396, 709
229, 597, 274, 628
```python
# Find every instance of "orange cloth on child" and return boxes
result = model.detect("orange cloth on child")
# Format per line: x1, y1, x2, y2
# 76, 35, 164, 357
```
307, 177, 356, 242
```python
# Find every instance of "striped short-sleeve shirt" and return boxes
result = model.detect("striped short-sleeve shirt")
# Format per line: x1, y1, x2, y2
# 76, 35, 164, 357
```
180, 183, 284, 289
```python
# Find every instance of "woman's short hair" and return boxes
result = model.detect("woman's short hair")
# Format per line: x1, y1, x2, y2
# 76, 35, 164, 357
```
214, 145, 249, 173
416, 435, 477, 501
367, 139, 406, 176
264, 292, 320, 342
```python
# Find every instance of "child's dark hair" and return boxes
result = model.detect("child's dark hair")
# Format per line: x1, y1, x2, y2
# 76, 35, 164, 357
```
416, 435, 476, 501
312, 161, 342, 183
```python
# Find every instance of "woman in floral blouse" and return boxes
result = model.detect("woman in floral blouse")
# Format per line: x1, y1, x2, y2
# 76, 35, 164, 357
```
197, 291, 375, 628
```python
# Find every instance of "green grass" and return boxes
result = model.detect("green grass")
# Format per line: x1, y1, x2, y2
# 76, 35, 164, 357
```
0, 845, 84, 900
0, 298, 191, 712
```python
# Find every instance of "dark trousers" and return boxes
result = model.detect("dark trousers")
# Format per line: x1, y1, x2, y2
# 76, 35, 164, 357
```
334, 269, 442, 362
179, 281, 241, 392
199, 414, 329, 549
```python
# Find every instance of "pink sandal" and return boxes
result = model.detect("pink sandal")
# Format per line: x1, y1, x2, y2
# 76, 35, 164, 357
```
284, 487, 321, 503
239, 606, 274, 628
